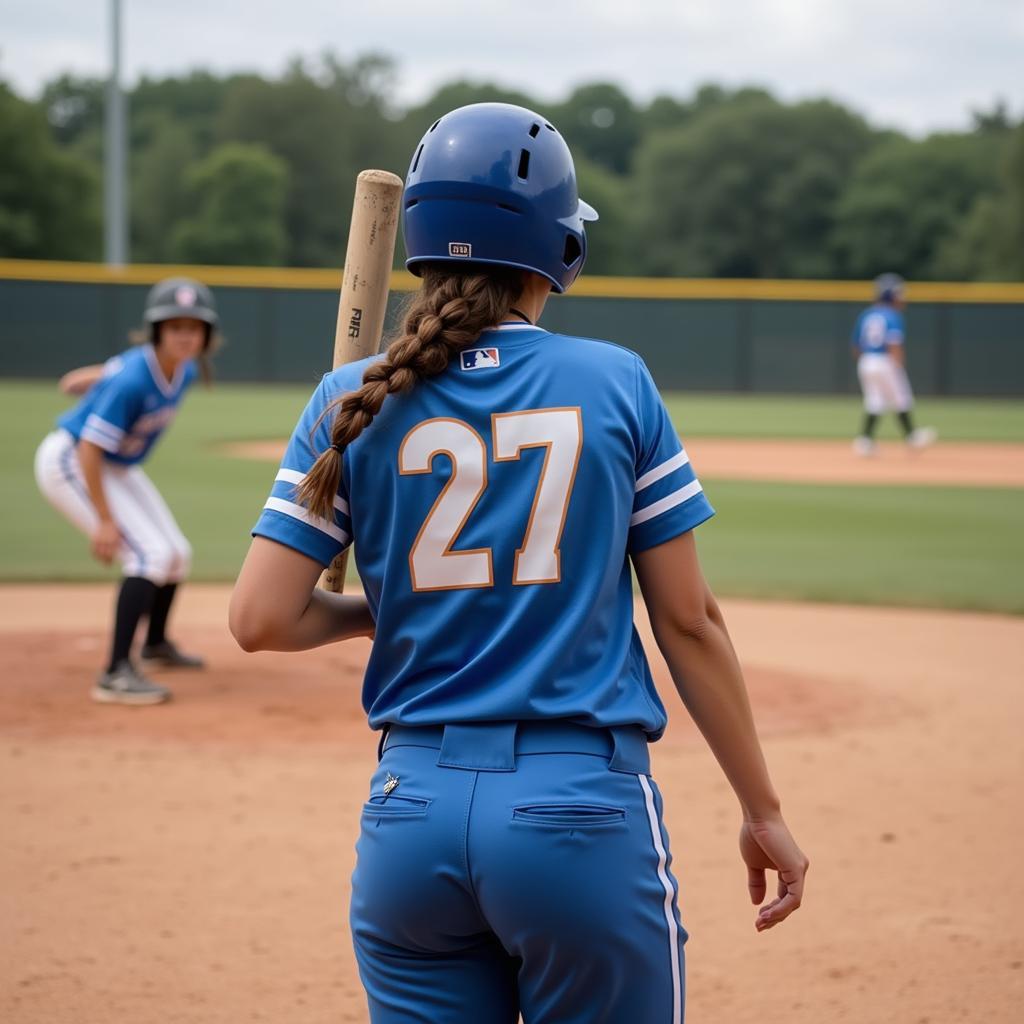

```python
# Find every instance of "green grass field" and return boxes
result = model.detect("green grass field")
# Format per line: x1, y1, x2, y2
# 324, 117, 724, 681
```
4, 381, 1022, 613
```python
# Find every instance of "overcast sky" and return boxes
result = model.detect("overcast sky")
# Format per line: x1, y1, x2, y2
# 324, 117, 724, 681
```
4, 0, 1023, 135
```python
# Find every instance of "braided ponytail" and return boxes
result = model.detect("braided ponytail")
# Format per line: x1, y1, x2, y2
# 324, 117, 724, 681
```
295, 265, 523, 522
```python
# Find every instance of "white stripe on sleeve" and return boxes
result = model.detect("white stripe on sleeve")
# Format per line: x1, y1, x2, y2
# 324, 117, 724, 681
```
275, 468, 350, 515
635, 449, 690, 492
84, 414, 125, 441
637, 774, 682, 1024
263, 496, 349, 545
630, 479, 703, 527
81, 427, 122, 452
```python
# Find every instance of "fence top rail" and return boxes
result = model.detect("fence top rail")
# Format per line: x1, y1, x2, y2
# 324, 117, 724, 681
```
2, 259, 1023, 304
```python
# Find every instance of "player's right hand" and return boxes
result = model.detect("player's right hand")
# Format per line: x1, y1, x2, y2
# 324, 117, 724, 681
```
739, 816, 809, 932
91, 520, 121, 564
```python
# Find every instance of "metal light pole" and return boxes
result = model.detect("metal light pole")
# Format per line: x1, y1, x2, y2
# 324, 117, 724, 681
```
104, 0, 129, 265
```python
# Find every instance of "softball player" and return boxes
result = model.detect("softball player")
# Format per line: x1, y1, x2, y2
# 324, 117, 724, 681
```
852, 273, 937, 455
230, 103, 807, 1023
34, 278, 217, 705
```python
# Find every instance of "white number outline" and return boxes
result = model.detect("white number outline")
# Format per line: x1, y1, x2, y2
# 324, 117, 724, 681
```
398, 408, 583, 591
492, 408, 583, 585
398, 417, 493, 592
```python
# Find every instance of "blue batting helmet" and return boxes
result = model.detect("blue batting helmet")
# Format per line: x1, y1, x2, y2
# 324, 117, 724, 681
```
874, 273, 906, 303
402, 103, 598, 293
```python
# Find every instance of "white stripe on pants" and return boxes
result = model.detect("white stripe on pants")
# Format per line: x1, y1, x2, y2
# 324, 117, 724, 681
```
857, 353, 914, 414
34, 429, 191, 585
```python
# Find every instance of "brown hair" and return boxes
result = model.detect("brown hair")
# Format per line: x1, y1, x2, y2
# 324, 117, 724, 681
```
295, 265, 523, 522
132, 321, 220, 385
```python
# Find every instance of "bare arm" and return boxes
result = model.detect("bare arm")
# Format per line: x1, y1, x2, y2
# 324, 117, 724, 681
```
633, 531, 808, 930
229, 536, 374, 652
76, 440, 121, 563
887, 342, 905, 366
59, 364, 106, 396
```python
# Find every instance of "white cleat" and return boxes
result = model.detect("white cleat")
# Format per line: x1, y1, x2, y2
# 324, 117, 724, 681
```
907, 427, 937, 449
91, 660, 172, 706
852, 436, 878, 457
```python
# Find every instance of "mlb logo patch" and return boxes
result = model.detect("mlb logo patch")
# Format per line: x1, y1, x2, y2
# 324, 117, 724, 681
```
175, 285, 197, 307
448, 242, 472, 258
460, 348, 500, 371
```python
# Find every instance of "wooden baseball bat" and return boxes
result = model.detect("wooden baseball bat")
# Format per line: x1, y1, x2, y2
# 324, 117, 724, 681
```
320, 168, 404, 593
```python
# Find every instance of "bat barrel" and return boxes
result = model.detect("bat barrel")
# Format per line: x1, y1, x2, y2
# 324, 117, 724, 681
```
322, 168, 404, 593
333, 169, 405, 367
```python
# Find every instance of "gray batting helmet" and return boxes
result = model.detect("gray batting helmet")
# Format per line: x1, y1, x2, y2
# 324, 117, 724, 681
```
143, 277, 219, 327
874, 273, 905, 303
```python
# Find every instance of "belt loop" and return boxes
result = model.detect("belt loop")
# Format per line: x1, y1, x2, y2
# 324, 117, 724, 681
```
438, 722, 517, 771
608, 726, 650, 775
376, 724, 390, 763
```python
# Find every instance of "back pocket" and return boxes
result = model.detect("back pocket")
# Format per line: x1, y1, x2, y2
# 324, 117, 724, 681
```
512, 803, 625, 827
362, 794, 430, 817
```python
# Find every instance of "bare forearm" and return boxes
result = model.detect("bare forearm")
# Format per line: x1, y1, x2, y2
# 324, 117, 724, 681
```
60, 365, 105, 396
634, 534, 806, 926
651, 607, 780, 820
256, 590, 374, 652
229, 537, 375, 652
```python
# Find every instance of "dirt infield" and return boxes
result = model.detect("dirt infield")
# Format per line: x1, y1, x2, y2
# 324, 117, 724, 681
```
222, 438, 1024, 488
2, 584, 1022, 1023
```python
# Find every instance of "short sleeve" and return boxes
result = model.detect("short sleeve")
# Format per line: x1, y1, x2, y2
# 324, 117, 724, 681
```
79, 357, 140, 453
885, 310, 905, 346
629, 358, 714, 554
251, 376, 354, 566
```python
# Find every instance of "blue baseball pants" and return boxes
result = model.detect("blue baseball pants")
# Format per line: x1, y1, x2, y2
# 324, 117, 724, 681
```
350, 721, 687, 1023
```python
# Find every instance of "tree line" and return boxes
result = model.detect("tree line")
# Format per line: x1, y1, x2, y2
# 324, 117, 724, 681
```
2, 53, 1022, 280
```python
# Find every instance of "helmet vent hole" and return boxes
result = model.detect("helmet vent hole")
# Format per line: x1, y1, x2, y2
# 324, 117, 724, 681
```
517, 149, 531, 180
405, 199, 419, 209
562, 235, 582, 267
528, 123, 540, 138
411, 144, 424, 173
545, 123, 555, 131
497, 202, 520, 214
429, 119, 441, 132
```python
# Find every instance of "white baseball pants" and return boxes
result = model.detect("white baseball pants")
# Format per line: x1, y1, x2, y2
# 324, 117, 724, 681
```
857, 353, 914, 414
34, 429, 191, 585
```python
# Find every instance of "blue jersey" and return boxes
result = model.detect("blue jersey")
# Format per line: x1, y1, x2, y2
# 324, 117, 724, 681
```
57, 345, 197, 465
253, 323, 714, 738
852, 304, 904, 355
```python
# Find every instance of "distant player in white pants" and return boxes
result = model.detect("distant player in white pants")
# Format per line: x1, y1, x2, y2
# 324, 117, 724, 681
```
852, 273, 936, 456
34, 278, 218, 705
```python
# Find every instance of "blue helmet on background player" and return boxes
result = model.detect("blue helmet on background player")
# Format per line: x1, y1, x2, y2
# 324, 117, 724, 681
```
402, 103, 598, 293
874, 273, 906, 304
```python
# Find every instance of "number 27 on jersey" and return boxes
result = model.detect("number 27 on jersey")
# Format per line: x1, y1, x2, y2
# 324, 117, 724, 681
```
398, 407, 583, 592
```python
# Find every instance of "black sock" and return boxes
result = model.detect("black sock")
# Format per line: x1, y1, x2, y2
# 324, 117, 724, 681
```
109, 577, 158, 672
897, 411, 915, 436
861, 413, 879, 439
146, 583, 178, 647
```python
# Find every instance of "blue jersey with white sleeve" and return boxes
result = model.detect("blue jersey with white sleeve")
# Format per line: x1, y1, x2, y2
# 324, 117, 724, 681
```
253, 323, 714, 739
57, 345, 197, 465
852, 304, 904, 355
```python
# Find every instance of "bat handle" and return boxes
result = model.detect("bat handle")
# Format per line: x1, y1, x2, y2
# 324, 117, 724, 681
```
322, 550, 350, 593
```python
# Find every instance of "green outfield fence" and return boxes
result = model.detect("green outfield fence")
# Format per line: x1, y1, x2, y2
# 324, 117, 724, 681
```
2, 260, 1023, 394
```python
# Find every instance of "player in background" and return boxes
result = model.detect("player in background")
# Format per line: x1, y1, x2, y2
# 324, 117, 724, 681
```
34, 278, 217, 705
852, 273, 937, 456
230, 103, 807, 1022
